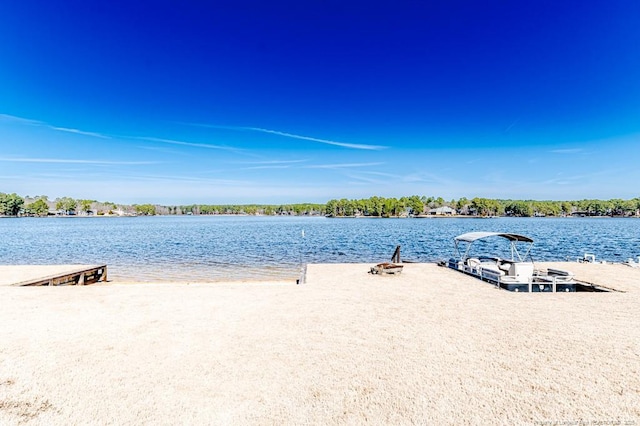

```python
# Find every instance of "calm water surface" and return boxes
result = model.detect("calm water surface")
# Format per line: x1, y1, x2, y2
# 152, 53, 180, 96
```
1, 216, 638, 281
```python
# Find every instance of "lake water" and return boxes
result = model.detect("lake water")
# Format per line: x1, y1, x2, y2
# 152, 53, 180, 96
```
1, 216, 639, 282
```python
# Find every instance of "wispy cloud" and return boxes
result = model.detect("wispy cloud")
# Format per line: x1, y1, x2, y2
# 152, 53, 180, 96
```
242, 165, 293, 170
244, 127, 387, 150
0, 156, 157, 165
0, 113, 42, 125
0, 113, 111, 139
344, 173, 387, 185
502, 118, 520, 134
344, 170, 404, 184
129, 173, 251, 186
236, 159, 308, 170
50, 127, 111, 139
237, 159, 308, 165
356, 170, 402, 179
306, 162, 384, 169
136, 136, 245, 154
184, 123, 388, 150
540, 169, 618, 186
550, 148, 583, 154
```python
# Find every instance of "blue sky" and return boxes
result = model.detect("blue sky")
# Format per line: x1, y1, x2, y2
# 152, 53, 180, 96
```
1, 1, 639, 204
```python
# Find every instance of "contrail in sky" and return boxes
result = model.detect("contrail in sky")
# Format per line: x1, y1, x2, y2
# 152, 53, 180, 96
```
550, 148, 583, 154
306, 162, 384, 169
137, 136, 242, 152
0, 113, 111, 139
49, 127, 111, 139
502, 118, 520, 134
0, 156, 156, 165
184, 122, 388, 150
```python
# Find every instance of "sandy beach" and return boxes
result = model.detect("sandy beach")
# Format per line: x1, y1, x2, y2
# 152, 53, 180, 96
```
1, 262, 639, 425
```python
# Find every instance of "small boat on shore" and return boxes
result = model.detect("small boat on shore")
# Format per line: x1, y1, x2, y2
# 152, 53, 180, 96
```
446, 232, 576, 292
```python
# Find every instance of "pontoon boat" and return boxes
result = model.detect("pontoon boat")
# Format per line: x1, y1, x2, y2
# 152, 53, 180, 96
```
447, 232, 576, 292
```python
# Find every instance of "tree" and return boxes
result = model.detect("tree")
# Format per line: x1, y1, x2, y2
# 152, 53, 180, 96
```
325, 199, 338, 217
585, 199, 610, 216
456, 197, 470, 214
24, 199, 49, 216
0, 193, 25, 216
369, 196, 383, 217
382, 197, 399, 217
504, 201, 533, 217
79, 199, 93, 214
56, 197, 77, 215
134, 204, 156, 216
471, 197, 501, 216
403, 195, 424, 215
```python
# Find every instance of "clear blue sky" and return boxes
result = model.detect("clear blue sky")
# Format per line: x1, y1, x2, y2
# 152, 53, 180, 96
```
1, 1, 639, 204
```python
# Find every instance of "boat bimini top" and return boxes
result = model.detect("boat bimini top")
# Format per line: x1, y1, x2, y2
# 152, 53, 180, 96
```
454, 232, 533, 243
453, 232, 534, 262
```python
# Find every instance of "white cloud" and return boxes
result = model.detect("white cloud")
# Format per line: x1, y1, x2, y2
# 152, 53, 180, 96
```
344, 174, 387, 185
0, 113, 42, 125
550, 148, 583, 154
502, 118, 520, 134
236, 159, 308, 165
244, 127, 387, 150
0, 113, 111, 139
0, 156, 157, 165
50, 127, 111, 139
242, 165, 293, 170
306, 162, 384, 169
136, 137, 245, 154
236, 159, 309, 170
185, 122, 388, 150
129, 173, 250, 185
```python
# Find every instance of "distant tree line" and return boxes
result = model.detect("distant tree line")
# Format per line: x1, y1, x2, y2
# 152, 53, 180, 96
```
0, 193, 325, 217
2, 192, 639, 218
324, 196, 640, 218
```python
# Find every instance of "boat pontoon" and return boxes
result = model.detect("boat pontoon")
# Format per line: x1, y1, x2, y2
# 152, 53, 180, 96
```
447, 232, 576, 292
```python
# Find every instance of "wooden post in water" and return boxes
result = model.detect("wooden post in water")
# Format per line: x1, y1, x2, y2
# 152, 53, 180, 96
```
391, 245, 401, 263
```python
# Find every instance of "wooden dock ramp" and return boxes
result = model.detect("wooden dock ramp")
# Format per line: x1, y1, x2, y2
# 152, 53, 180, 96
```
0, 265, 107, 287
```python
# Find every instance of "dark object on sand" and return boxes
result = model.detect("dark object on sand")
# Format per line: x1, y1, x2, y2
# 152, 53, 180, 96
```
370, 262, 404, 275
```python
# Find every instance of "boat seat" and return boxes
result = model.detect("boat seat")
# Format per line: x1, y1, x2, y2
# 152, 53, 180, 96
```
498, 262, 511, 272
467, 258, 481, 268
478, 263, 505, 276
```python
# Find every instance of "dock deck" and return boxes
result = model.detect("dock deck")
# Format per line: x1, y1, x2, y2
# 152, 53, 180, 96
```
0, 264, 107, 287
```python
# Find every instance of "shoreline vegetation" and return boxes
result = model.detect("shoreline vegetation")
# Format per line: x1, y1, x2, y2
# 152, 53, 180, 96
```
1, 192, 640, 218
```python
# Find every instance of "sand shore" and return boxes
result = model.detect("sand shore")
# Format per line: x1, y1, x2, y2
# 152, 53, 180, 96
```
1, 263, 639, 425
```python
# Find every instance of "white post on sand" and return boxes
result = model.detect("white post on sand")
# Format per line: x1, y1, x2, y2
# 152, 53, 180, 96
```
297, 229, 306, 285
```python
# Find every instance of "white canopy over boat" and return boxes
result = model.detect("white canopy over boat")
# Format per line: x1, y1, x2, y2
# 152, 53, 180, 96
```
454, 232, 534, 243
453, 232, 534, 262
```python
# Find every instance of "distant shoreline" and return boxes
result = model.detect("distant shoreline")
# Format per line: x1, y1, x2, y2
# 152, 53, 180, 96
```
3, 214, 640, 219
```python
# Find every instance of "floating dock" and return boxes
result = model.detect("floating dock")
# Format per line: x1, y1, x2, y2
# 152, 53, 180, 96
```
0, 264, 107, 287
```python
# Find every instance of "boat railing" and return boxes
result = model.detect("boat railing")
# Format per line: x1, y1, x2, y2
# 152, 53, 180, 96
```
530, 272, 575, 292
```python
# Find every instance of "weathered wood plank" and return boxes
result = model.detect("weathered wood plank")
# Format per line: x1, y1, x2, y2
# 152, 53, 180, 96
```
9, 265, 108, 287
